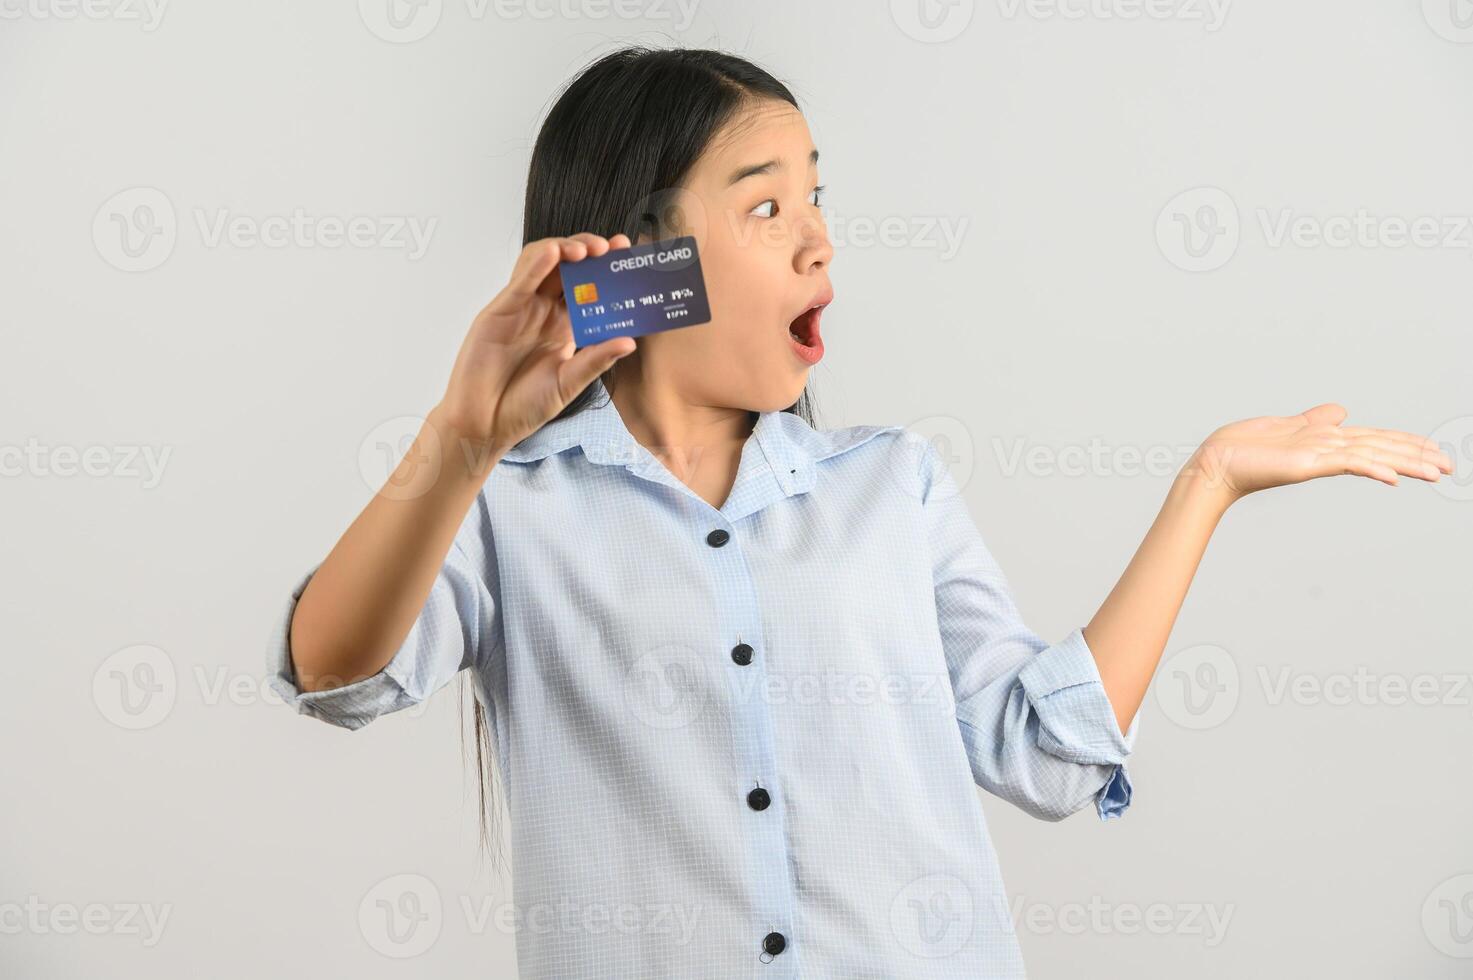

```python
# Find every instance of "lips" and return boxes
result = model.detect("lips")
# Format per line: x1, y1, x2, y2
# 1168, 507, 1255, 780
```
786, 288, 830, 365
787, 287, 831, 350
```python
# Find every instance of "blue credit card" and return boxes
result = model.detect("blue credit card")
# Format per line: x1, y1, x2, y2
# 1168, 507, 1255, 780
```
559, 235, 712, 348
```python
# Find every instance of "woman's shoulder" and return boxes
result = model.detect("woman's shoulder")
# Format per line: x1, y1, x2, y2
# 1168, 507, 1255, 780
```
771, 412, 936, 502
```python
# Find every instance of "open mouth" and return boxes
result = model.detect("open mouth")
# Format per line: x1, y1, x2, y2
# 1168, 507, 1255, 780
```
786, 289, 830, 365
788, 306, 820, 348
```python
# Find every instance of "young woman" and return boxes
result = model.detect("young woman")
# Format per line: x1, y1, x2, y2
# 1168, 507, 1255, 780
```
266, 46, 1453, 978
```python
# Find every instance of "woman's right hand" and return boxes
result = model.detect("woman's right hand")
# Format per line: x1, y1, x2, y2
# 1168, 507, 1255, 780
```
431, 232, 638, 464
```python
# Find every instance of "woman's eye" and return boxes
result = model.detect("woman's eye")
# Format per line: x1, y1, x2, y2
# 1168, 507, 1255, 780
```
749, 186, 826, 218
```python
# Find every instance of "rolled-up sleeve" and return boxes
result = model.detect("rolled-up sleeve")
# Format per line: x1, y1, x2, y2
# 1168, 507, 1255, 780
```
918, 440, 1139, 822
266, 503, 503, 732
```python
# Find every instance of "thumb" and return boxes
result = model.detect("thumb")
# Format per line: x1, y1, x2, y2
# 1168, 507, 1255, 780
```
557, 336, 637, 400
1298, 402, 1347, 427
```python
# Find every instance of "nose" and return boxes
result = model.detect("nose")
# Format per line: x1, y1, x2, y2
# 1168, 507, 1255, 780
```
793, 212, 833, 272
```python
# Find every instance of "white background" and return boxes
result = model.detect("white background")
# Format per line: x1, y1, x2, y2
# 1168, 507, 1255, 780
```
3, 0, 1472, 976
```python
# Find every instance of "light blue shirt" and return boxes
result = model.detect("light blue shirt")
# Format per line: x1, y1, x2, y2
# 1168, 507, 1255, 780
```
266, 376, 1139, 978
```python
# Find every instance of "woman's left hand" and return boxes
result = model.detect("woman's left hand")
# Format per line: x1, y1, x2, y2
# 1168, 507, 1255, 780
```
1185, 403, 1454, 506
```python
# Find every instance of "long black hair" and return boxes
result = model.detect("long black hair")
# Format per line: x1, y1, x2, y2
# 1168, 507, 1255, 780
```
463, 44, 818, 875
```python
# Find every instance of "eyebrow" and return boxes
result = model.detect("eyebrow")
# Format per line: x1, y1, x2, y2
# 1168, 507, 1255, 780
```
725, 148, 820, 187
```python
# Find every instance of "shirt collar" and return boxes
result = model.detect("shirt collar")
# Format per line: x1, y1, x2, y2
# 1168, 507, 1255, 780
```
499, 376, 902, 499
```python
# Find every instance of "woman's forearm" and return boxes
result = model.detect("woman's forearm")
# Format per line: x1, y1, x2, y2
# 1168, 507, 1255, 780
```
1078, 403, 1451, 736
288, 408, 497, 693
1081, 469, 1234, 735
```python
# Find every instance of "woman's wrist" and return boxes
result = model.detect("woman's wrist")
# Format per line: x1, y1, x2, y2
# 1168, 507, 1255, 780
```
1171, 450, 1239, 519
403, 404, 505, 497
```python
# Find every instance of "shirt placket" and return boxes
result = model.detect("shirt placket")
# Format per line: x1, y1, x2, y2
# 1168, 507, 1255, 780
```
621, 437, 812, 974
701, 518, 803, 974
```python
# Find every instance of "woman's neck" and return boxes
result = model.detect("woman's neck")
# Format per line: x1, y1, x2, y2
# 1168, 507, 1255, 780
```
606, 372, 757, 509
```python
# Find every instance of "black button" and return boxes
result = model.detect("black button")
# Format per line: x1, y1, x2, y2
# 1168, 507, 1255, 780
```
731, 643, 753, 666
706, 528, 729, 548
762, 931, 786, 956
747, 787, 771, 811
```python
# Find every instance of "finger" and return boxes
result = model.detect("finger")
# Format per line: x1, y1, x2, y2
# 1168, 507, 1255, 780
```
1325, 444, 1442, 483
1298, 403, 1348, 427
608, 233, 633, 250
509, 237, 565, 297
532, 237, 599, 301
556, 337, 638, 404
1344, 435, 1451, 477
567, 232, 611, 255
1347, 444, 1441, 481
1340, 427, 1454, 471
531, 234, 622, 302
1318, 449, 1399, 486
504, 238, 579, 302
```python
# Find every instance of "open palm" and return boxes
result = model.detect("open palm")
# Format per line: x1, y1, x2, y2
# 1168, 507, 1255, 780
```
1187, 403, 1454, 502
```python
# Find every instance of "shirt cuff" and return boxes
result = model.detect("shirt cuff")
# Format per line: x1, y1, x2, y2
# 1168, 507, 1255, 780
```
1096, 763, 1133, 821
265, 564, 417, 731
1017, 626, 1140, 821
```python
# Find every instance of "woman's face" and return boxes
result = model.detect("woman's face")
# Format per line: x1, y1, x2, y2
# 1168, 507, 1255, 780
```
625, 98, 833, 413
